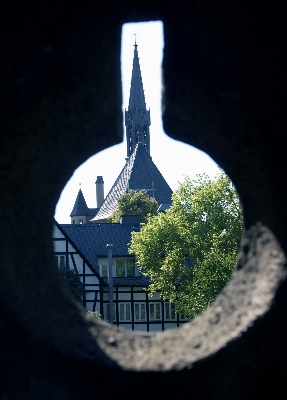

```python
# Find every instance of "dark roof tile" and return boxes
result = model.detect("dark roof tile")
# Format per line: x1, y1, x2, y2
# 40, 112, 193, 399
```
60, 223, 137, 271
91, 144, 172, 222
70, 189, 88, 217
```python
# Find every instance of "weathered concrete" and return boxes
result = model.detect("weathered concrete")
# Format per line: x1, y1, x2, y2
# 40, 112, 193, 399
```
1, 1, 287, 398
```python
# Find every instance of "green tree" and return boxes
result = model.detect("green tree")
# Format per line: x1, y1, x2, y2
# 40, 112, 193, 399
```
87, 311, 102, 320
109, 189, 158, 223
59, 265, 86, 303
129, 173, 243, 319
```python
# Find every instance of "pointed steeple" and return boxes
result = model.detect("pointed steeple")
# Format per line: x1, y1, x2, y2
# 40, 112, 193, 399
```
125, 43, 151, 157
70, 188, 88, 217
128, 43, 146, 111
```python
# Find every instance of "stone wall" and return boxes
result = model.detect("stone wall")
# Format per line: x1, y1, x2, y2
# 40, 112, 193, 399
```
1, 1, 287, 398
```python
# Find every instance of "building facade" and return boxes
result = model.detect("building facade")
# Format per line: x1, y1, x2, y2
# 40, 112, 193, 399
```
53, 218, 186, 331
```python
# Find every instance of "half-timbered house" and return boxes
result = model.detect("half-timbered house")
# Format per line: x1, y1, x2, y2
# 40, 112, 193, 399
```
53, 216, 187, 331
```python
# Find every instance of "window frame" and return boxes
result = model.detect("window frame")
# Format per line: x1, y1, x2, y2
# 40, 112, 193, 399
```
118, 302, 132, 322
55, 254, 66, 268
99, 258, 136, 278
100, 264, 108, 277
103, 303, 115, 322
164, 302, 177, 321
149, 302, 162, 321
115, 258, 135, 277
134, 302, 146, 321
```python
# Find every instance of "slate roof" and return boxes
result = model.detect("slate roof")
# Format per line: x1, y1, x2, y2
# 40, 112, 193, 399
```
86, 208, 99, 218
128, 43, 146, 111
70, 189, 99, 220
70, 189, 88, 216
91, 143, 173, 222
59, 220, 150, 287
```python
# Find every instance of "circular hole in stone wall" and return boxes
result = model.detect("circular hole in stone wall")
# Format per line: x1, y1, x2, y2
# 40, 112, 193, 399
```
53, 21, 243, 332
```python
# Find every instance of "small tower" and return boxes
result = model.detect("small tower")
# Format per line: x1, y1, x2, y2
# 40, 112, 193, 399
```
125, 42, 151, 157
70, 188, 88, 224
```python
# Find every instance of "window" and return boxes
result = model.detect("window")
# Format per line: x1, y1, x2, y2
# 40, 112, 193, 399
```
179, 313, 187, 321
149, 302, 161, 320
115, 259, 135, 277
72, 220, 75, 224
99, 258, 136, 278
164, 302, 176, 320
100, 264, 108, 277
103, 303, 115, 322
134, 303, 146, 321
55, 255, 65, 268
118, 303, 131, 321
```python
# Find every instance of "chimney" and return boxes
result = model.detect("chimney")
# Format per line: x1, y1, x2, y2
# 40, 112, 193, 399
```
95, 176, 104, 208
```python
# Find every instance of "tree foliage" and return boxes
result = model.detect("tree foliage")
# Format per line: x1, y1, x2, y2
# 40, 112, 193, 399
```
129, 173, 243, 318
59, 265, 86, 303
109, 189, 158, 223
87, 311, 102, 320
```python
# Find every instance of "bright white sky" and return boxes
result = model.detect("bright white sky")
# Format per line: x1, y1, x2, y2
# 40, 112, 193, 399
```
54, 21, 219, 224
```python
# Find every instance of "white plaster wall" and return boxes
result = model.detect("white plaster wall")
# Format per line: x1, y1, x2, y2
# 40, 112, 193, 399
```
119, 324, 132, 330
68, 243, 77, 252
85, 285, 99, 290
164, 323, 178, 330
71, 254, 84, 273
118, 293, 131, 300
148, 292, 161, 300
85, 292, 96, 301
134, 324, 148, 332
53, 240, 66, 253
84, 275, 99, 285
133, 293, 146, 300
53, 225, 64, 238
149, 324, 162, 332
103, 293, 116, 301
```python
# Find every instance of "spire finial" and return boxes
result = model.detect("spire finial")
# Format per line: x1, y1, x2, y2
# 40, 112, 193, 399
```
133, 33, 138, 48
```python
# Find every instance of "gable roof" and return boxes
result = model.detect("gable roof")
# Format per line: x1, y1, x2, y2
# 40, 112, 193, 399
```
54, 220, 105, 285
57, 219, 150, 287
91, 143, 172, 222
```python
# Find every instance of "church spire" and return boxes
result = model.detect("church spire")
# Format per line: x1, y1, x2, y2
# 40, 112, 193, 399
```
125, 42, 151, 157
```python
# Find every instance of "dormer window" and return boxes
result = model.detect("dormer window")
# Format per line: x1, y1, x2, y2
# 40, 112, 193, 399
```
99, 258, 136, 278
115, 259, 135, 277
101, 264, 108, 277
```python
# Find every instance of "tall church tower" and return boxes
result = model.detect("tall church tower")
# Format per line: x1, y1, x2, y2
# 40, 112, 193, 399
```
76, 42, 172, 223
125, 42, 151, 157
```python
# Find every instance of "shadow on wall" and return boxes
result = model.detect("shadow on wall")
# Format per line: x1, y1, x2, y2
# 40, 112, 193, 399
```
1, 1, 287, 398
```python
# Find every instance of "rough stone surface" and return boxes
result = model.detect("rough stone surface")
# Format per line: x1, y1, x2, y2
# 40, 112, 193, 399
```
1, 1, 287, 398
